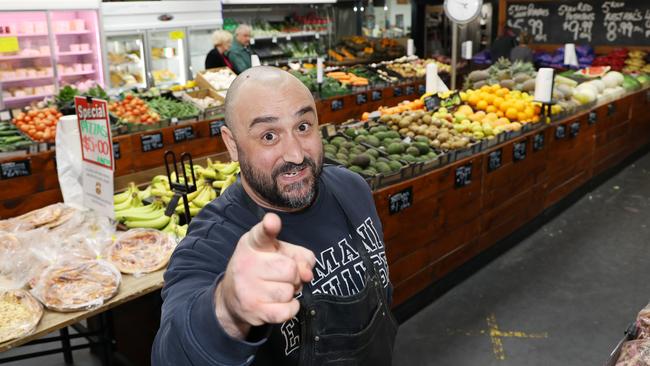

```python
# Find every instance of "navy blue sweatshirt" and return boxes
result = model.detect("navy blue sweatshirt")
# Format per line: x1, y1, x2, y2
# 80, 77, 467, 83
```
152, 165, 391, 366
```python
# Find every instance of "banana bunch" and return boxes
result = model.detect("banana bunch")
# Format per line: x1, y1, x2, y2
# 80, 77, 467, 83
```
207, 160, 240, 195
174, 181, 215, 217
162, 214, 189, 239
114, 183, 144, 211
116, 200, 171, 230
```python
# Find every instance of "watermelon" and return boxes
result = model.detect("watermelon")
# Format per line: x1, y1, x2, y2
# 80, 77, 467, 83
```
636, 74, 650, 87
575, 66, 611, 78
622, 75, 641, 91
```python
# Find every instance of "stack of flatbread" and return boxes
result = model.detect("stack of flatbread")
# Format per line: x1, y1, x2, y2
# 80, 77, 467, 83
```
0, 289, 43, 343
107, 229, 177, 275
0, 204, 78, 232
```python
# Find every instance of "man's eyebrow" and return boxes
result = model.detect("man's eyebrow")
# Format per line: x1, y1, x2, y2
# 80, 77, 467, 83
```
295, 106, 315, 117
249, 115, 279, 130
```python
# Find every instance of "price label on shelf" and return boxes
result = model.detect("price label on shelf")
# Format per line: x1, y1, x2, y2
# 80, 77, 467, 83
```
455, 164, 472, 188
210, 120, 225, 137
250, 38, 256, 45
0, 37, 19, 53
286, 35, 291, 41
487, 149, 502, 172
569, 122, 580, 138
356, 93, 367, 105
0, 159, 31, 180
418, 84, 426, 95
388, 186, 413, 215
393, 87, 403, 97
315, 33, 320, 40
74, 96, 114, 219
140, 133, 164, 152
0, 110, 11, 122
555, 125, 566, 140
588, 111, 598, 125
533, 133, 545, 151
371, 90, 382, 101
331, 99, 344, 111
405, 85, 415, 95
173, 125, 195, 143
513, 141, 527, 162
113, 142, 121, 160
169, 30, 185, 40
272, 36, 278, 43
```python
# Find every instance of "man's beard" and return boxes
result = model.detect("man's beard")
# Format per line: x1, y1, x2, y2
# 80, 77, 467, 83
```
238, 148, 322, 210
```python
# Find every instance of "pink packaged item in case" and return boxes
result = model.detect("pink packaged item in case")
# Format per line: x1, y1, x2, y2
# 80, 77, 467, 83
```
18, 22, 34, 34
82, 63, 92, 72
74, 63, 83, 72
34, 22, 47, 34
39, 46, 49, 54
15, 69, 27, 78
27, 69, 37, 77
70, 44, 81, 52
71, 19, 85, 31
80, 43, 90, 51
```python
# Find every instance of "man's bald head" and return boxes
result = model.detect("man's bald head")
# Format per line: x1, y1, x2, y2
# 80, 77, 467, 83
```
224, 66, 314, 134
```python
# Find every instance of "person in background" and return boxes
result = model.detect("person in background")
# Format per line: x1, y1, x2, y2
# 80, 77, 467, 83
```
510, 31, 534, 63
227, 24, 253, 74
490, 26, 517, 62
205, 30, 235, 71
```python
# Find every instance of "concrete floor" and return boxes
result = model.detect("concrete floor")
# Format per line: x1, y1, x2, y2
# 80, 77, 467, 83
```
3, 153, 650, 365
393, 152, 650, 365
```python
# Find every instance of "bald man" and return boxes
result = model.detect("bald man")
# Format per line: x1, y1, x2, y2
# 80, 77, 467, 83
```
152, 67, 397, 366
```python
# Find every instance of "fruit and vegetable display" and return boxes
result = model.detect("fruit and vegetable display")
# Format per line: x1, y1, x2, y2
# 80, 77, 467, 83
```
460, 85, 542, 124
145, 97, 199, 121
325, 71, 369, 87
464, 58, 536, 92
182, 92, 223, 110
108, 95, 161, 124
11, 107, 62, 143
381, 56, 452, 78
0, 121, 33, 152
623, 50, 650, 74
328, 37, 404, 63
113, 160, 240, 231
322, 134, 409, 178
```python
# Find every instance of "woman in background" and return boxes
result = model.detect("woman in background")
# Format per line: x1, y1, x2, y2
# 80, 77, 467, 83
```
205, 30, 234, 71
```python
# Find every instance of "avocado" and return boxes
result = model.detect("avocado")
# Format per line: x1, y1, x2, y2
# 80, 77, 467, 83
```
342, 141, 356, 149
375, 131, 389, 141
350, 154, 371, 168
336, 153, 349, 161
413, 142, 431, 155
370, 125, 388, 134
337, 147, 349, 155
348, 165, 364, 174
401, 154, 416, 163
366, 149, 380, 158
351, 145, 366, 153
375, 162, 391, 174
388, 160, 403, 171
344, 128, 358, 138
388, 154, 402, 160
357, 128, 369, 135
331, 137, 346, 148
406, 146, 421, 157
427, 151, 438, 159
387, 142, 405, 154
386, 131, 400, 139
362, 167, 377, 176
354, 135, 368, 144
377, 157, 389, 164
414, 135, 429, 143
324, 152, 336, 160
365, 135, 380, 147
324, 144, 338, 154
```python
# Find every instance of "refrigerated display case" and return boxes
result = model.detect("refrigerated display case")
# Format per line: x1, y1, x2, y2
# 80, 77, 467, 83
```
106, 33, 147, 90
102, 1, 223, 91
0, 1, 104, 110
148, 29, 188, 87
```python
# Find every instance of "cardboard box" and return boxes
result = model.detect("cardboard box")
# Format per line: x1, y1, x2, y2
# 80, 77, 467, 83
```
195, 67, 236, 94
182, 89, 225, 120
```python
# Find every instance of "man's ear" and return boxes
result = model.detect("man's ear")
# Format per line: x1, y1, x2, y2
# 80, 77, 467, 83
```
221, 126, 239, 162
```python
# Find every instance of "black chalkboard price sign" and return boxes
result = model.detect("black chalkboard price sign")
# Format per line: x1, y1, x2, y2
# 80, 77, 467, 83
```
418, 84, 426, 95
533, 132, 545, 151
173, 126, 195, 143
505, 0, 650, 46
405, 85, 415, 95
488, 149, 503, 172
210, 120, 225, 137
588, 111, 598, 124
113, 142, 121, 160
371, 90, 382, 101
393, 87, 403, 97
569, 122, 581, 138
388, 186, 413, 215
513, 141, 527, 161
140, 133, 164, 153
555, 125, 567, 140
455, 164, 473, 188
356, 93, 368, 105
1, 159, 31, 180
331, 99, 344, 111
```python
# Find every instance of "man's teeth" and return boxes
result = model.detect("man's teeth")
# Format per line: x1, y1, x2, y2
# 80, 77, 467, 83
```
284, 171, 298, 177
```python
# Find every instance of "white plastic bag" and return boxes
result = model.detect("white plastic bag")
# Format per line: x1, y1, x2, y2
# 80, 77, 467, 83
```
55, 114, 84, 207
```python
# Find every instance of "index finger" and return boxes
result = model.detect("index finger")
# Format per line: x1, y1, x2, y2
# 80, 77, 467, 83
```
248, 213, 282, 252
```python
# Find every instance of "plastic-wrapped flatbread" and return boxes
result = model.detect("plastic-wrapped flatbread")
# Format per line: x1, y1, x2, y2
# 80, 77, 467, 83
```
107, 229, 177, 275
0, 289, 43, 343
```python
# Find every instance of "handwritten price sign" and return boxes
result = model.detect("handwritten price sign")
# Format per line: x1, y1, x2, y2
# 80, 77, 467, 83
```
75, 96, 114, 171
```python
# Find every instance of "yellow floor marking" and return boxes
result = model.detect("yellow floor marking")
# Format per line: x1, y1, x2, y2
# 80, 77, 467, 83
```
447, 313, 549, 361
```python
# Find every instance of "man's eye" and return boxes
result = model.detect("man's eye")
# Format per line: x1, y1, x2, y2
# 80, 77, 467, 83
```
263, 133, 276, 142
298, 122, 311, 132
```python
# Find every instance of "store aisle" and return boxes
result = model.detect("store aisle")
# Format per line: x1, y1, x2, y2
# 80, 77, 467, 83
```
393, 152, 650, 366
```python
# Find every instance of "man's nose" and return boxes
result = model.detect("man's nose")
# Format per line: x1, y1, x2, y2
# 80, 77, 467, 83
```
282, 134, 305, 164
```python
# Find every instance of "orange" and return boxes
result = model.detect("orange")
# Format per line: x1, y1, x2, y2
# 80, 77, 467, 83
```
495, 88, 508, 97
486, 105, 497, 113
497, 111, 504, 118
468, 94, 480, 106
514, 101, 526, 112
500, 101, 512, 113
517, 112, 527, 122
480, 85, 491, 93
486, 112, 498, 121
493, 97, 504, 108
524, 107, 535, 120
484, 93, 495, 105
506, 107, 519, 120
476, 100, 488, 110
